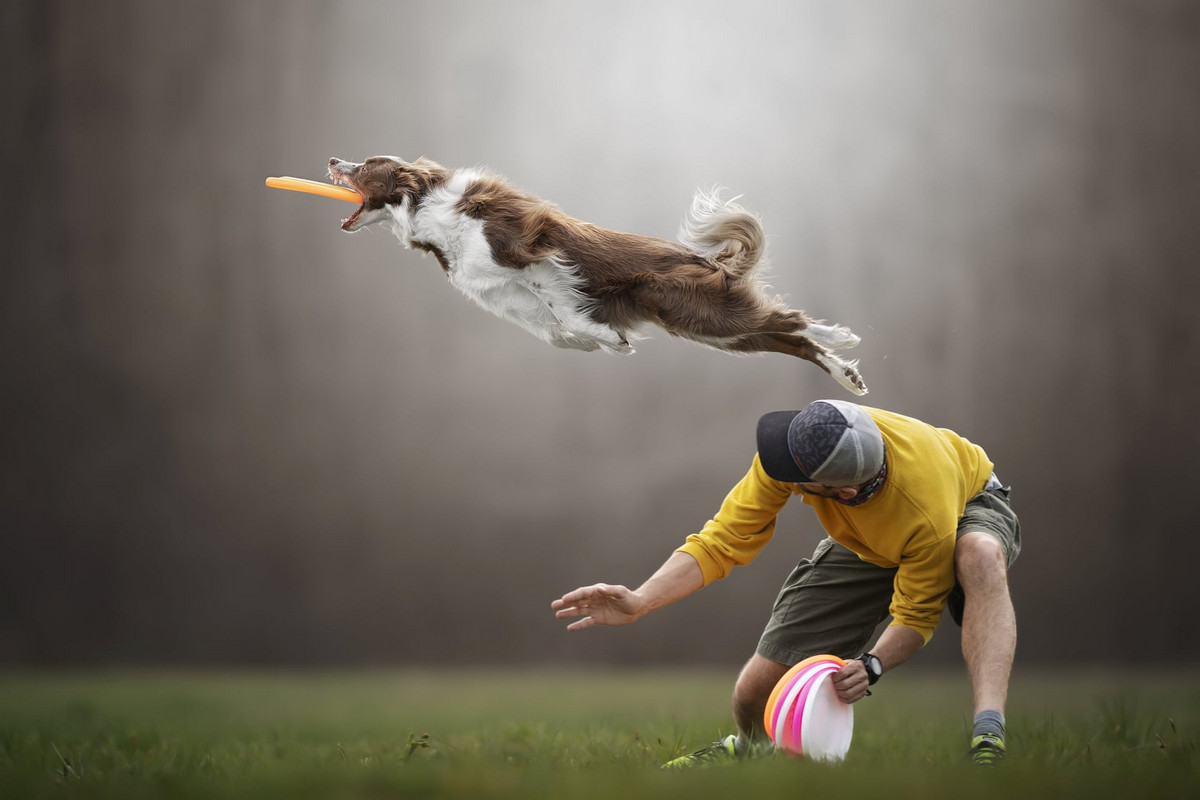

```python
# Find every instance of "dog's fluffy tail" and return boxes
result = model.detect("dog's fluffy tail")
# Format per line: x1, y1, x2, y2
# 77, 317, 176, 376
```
677, 188, 767, 278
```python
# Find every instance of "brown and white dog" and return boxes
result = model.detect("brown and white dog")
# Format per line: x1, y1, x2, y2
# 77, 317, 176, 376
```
328, 156, 866, 394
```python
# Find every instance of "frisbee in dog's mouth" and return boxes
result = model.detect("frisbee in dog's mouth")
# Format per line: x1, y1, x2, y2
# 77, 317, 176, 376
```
326, 175, 366, 230
265, 176, 363, 231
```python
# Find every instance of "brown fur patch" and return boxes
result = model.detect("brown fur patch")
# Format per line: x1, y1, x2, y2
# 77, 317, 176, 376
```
356, 157, 450, 211
454, 177, 564, 269
412, 240, 451, 273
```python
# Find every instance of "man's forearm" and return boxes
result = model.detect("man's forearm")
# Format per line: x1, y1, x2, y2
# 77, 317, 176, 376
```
632, 551, 705, 618
870, 624, 925, 673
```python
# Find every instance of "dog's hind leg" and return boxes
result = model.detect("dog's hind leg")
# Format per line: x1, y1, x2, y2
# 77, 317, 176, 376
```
729, 332, 868, 395
815, 352, 867, 396
647, 268, 803, 339
748, 309, 861, 352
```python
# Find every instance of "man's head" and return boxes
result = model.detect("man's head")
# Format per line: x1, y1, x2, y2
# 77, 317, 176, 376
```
756, 400, 885, 487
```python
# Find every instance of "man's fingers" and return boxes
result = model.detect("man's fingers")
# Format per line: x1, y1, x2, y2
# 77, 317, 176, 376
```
551, 593, 591, 613
552, 584, 609, 629
833, 663, 865, 684
554, 587, 588, 606
552, 584, 626, 613
552, 584, 611, 608
552, 583, 635, 632
831, 664, 868, 703
554, 603, 597, 620
833, 678, 860, 698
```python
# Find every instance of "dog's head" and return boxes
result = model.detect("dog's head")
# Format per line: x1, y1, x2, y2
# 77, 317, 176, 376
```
328, 156, 449, 232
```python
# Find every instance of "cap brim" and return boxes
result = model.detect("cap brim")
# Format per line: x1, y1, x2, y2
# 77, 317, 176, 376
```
757, 410, 813, 483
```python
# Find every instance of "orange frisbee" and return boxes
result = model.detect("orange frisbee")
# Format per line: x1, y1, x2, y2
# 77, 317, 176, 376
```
265, 176, 361, 204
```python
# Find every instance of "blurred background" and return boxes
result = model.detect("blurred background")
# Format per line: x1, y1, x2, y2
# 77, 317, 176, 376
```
1, 0, 1197, 670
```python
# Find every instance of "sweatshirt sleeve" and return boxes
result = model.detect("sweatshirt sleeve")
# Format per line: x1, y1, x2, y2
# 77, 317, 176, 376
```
887, 533, 958, 644
676, 454, 795, 585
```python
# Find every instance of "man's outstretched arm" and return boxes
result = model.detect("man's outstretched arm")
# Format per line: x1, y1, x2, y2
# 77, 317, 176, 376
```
551, 551, 704, 631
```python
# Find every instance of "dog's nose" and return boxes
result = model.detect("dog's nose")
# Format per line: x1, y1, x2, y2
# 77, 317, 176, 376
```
329, 158, 340, 167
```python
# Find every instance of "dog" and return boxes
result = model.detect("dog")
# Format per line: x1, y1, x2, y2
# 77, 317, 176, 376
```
328, 156, 867, 395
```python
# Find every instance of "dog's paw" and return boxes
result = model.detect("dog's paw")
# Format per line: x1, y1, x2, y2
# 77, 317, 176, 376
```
818, 353, 868, 396
551, 337, 601, 352
549, 326, 636, 354
548, 330, 602, 351
604, 340, 636, 355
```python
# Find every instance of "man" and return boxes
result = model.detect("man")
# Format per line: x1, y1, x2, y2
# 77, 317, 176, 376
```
551, 400, 1020, 766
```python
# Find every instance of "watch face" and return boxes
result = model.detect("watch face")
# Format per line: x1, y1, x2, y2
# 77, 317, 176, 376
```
862, 654, 882, 681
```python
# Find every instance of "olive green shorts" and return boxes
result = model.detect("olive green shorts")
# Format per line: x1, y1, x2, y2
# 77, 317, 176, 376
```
756, 484, 1021, 666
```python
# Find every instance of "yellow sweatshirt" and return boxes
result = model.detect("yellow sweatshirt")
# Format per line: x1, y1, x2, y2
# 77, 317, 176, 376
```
676, 407, 994, 643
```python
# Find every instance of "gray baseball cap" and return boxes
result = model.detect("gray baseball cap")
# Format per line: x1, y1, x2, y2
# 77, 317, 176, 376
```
756, 400, 884, 486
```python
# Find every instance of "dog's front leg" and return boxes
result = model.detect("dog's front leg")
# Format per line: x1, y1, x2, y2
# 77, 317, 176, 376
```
547, 322, 634, 354
490, 288, 604, 352
519, 270, 634, 354
546, 325, 603, 351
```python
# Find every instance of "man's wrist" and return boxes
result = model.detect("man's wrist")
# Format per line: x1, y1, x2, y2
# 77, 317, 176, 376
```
627, 589, 653, 620
857, 652, 883, 685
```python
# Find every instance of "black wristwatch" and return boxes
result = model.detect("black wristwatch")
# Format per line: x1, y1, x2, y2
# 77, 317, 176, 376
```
857, 652, 883, 685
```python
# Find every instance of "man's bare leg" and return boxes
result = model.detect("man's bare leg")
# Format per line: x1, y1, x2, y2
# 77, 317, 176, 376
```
732, 653, 790, 743
956, 531, 1016, 762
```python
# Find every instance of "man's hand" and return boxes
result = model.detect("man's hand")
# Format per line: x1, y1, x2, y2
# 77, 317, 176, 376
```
551, 553, 705, 633
830, 625, 923, 703
830, 660, 872, 704
551, 583, 645, 631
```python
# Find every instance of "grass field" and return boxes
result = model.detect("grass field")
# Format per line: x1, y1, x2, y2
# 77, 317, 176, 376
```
1, 667, 1197, 799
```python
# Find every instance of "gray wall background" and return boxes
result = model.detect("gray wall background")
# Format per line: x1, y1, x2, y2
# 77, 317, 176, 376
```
2, 0, 1197, 668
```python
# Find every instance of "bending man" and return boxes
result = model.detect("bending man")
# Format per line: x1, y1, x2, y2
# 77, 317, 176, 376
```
551, 400, 1020, 766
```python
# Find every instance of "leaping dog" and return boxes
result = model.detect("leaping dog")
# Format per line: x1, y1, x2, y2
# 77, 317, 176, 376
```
329, 156, 866, 394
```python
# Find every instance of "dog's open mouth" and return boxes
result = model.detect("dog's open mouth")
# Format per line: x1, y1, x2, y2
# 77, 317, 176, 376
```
331, 176, 366, 230
328, 160, 367, 230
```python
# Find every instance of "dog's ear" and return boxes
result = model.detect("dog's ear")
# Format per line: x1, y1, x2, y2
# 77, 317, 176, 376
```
385, 163, 419, 203
410, 157, 448, 183
393, 158, 449, 200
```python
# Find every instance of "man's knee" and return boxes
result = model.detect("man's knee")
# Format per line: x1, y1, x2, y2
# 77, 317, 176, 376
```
955, 531, 1008, 587
734, 655, 787, 709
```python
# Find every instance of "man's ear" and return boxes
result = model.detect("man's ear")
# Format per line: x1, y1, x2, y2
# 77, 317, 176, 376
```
836, 487, 859, 502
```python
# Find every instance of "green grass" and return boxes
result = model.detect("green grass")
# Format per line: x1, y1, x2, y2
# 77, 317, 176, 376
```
1, 668, 1196, 799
